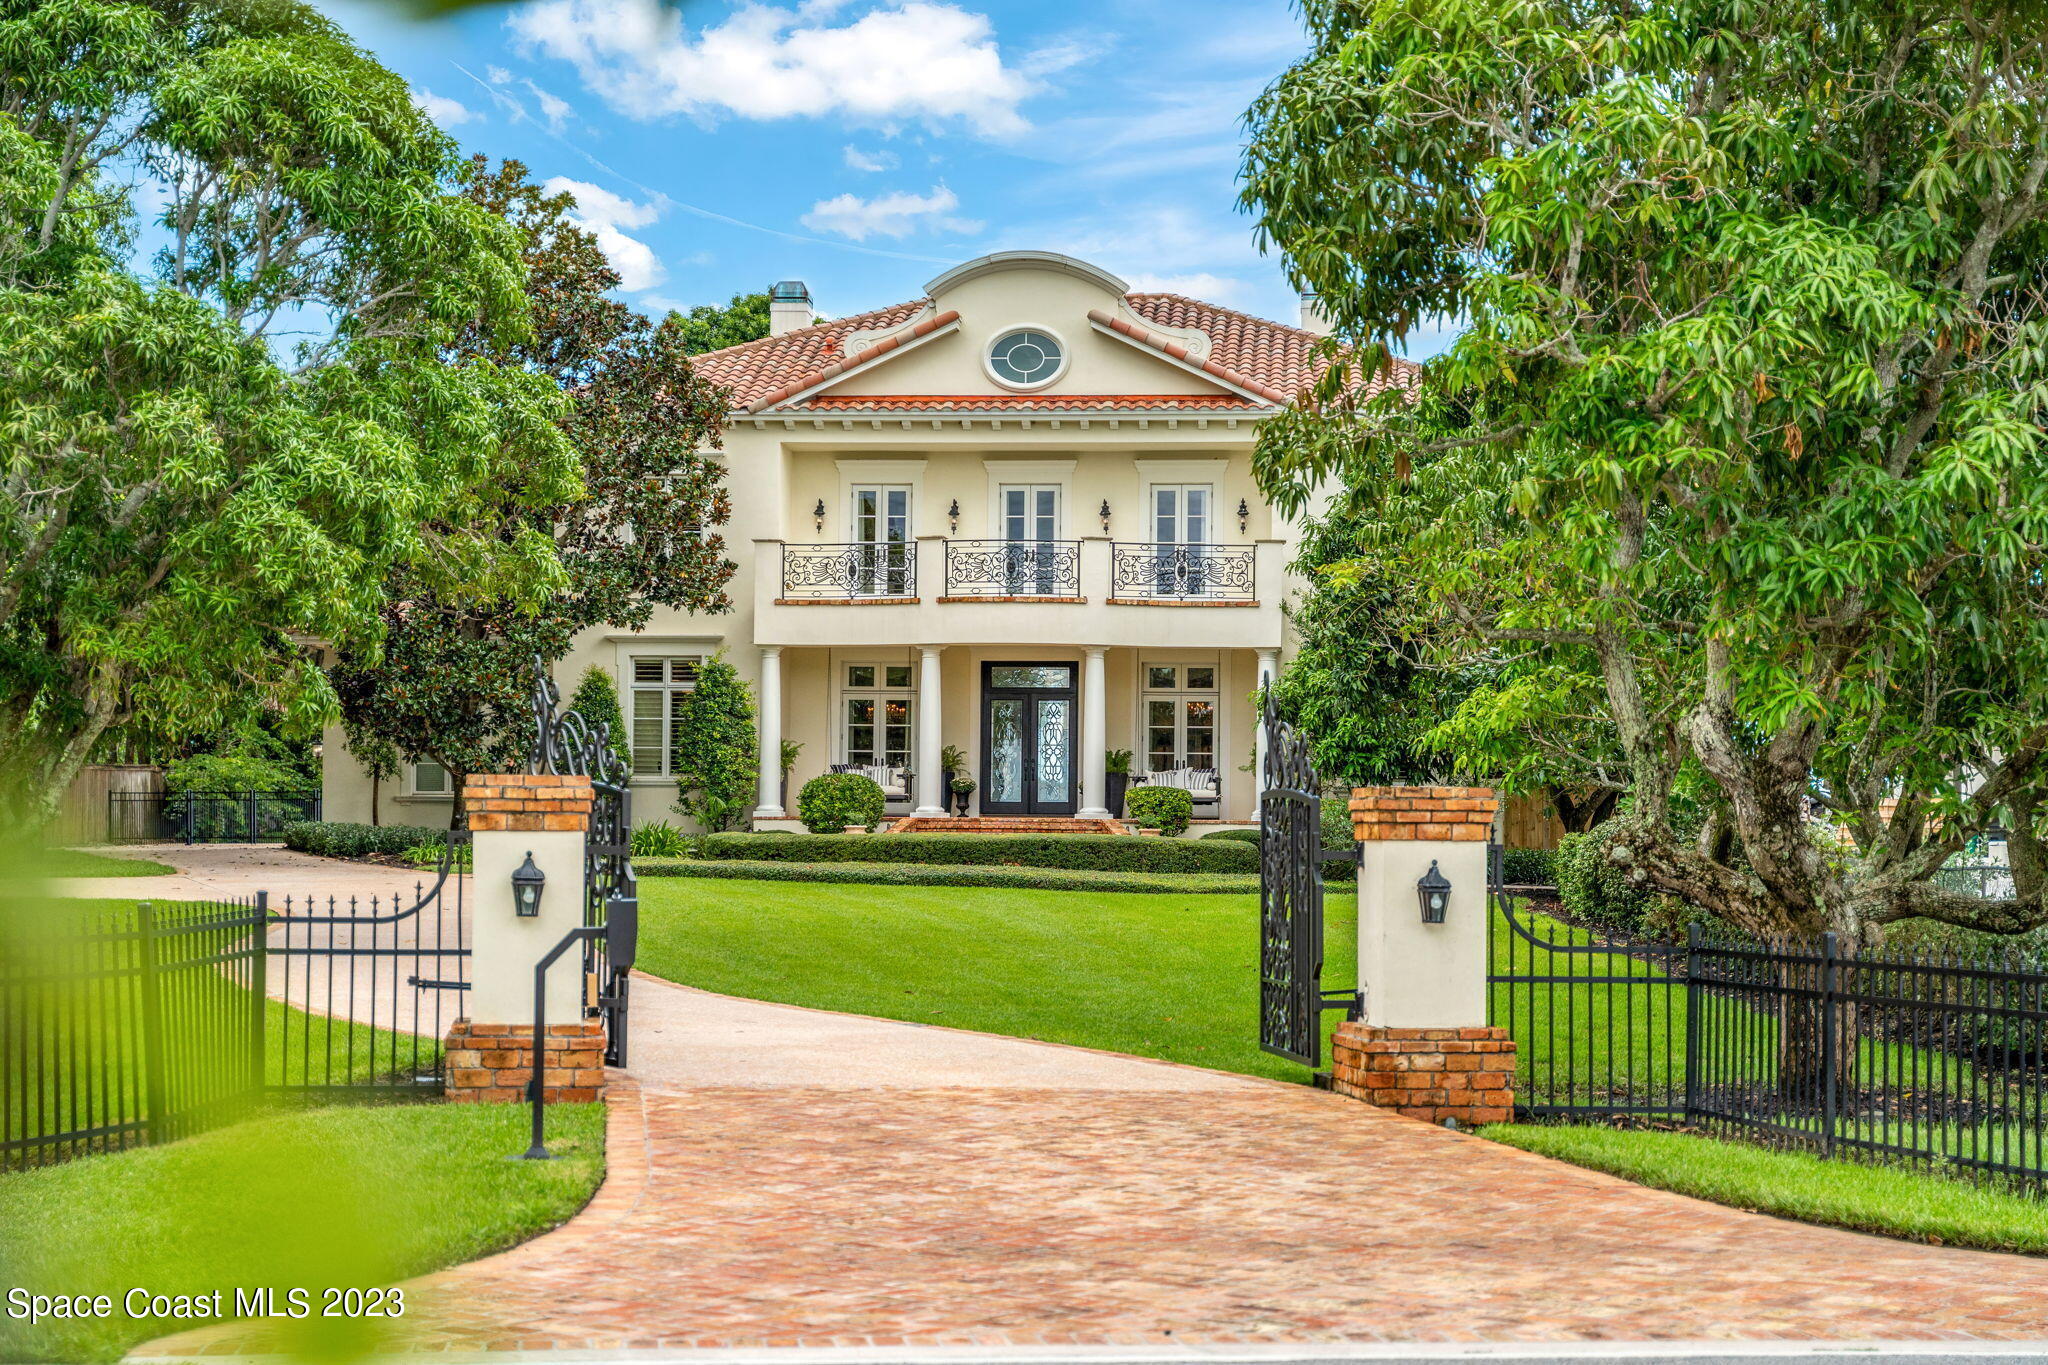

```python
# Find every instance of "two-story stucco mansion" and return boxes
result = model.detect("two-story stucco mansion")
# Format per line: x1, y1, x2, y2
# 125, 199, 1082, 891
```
322, 250, 1412, 828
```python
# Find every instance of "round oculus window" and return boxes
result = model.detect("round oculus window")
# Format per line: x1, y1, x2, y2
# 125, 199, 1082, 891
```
988, 329, 1064, 387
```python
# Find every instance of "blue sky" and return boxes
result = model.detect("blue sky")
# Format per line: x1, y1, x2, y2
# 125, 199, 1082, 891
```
318, 0, 1448, 353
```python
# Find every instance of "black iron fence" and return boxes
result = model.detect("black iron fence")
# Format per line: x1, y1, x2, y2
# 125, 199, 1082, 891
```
4, 841, 470, 1169
1109, 542, 1256, 600
3, 898, 266, 1170
943, 539, 1081, 597
107, 789, 321, 844
779, 541, 916, 599
1490, 894, 2048, 1194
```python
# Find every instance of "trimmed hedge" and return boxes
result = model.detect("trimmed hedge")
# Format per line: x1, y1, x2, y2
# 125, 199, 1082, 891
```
280, 820, 451, 859
635, 858, 1261, 895
1502, 846, 1557, 886
698, 831, 1258, 874
1200, 828, 1261, 843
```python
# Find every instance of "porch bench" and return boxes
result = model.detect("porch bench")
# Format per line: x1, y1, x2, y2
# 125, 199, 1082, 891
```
1131, 766, 1220, 817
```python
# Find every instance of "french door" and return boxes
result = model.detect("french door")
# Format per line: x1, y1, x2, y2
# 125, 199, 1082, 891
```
980, 662, 1077, 816
851, 485, 911, 595
1000, 484, 1060, 594
1151, 484, 1212, 594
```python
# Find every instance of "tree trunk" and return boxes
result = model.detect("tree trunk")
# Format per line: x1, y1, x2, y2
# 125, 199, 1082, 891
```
1775, 945, 1857, 1123
448, 768, 468, 830
371, 772, 381, 827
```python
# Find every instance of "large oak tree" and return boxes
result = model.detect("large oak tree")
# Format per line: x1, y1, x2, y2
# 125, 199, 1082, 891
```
330, 162, 733, 822
0, 0, 575, 824
1243, 0, 2048, 944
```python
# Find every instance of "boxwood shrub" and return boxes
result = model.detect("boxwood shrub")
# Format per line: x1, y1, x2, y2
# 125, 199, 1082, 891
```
280, 821, 451, 859
1124, 786, 1193, 836
635, 858, 1261, 894
698, 830, 1257, 874
1501, 846, 1558, 886
797, 772, 886, 833
1199, 828, 1261, 843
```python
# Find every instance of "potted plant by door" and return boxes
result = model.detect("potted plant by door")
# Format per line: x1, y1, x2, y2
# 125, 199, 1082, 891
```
950, 775, 976, 818
1105, 749, 1133, 819
940, 744, 969, 795
779, 739, 803, 812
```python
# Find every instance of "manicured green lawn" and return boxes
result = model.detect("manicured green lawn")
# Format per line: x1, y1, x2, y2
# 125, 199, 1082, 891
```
0, 1101, 605, 1363
635, 877, 1357, 1083
34, 848, 176, 878
1485, 1123, 2048, 1255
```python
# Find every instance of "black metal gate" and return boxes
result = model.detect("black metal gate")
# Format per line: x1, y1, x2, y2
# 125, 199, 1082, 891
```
1257, 695, 1361, 1069
266, 837, 471, 1093
530, 659, 638, 1067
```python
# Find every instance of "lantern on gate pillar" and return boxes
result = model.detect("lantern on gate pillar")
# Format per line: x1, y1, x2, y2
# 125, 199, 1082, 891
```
1416, 860, 1451, 924
511, 851, 546, 918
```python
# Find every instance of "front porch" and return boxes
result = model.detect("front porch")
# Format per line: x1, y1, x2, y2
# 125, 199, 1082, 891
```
750, 644, 1282, 826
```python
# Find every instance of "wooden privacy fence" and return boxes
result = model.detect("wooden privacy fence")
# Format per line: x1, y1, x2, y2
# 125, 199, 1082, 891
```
50, 765, 163, 846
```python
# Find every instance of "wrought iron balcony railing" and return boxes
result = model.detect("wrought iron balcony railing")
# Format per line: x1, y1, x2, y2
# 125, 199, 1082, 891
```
780, 541, 916, 599
943, 539, 1082, 598
1109, 542, 1257, 600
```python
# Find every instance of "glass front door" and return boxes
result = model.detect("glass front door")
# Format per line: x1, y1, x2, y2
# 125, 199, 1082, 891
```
980, 662, 1077, 815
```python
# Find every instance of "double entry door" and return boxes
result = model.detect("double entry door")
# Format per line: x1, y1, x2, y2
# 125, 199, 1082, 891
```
980, 662, 1077, 816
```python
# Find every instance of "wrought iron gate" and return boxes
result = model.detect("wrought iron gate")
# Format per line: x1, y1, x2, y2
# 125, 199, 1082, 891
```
266, 837, 471, 1093
1257, 695, 1362, 1068
530, 659, 638, 1067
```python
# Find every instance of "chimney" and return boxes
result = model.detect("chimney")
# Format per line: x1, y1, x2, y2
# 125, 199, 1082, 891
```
770, 280, 814, 336
1298, 289, 1331, 336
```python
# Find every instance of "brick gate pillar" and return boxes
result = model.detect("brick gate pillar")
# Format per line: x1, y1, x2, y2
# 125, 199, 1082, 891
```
443, 773, 604, 1104
1333, 786, 1515, 1127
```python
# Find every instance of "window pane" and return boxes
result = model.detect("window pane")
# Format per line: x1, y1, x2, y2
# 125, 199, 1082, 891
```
669, 658, 700, 685
632, 692, 663, 775
884, 665, 912, 689
633, 657, 665, 684
847, 665, 875, 688
847, 698, 875, 724
991, 665, 1070, 688
414, 761, 447, 794
668, 690, 687, 776
1146, 666, 1176, 690
1186, 666, 1216, 690
1148, 735, 1176, 769
1148, 699, 1174, 726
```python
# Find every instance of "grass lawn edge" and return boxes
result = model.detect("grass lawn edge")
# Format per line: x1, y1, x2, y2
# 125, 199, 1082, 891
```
1481, 1122, 2048, 1258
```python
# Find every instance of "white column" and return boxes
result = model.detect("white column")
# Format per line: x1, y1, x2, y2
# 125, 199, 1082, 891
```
915, 644, 946, 815
1079, 645, 1110, 818
1254, 647, 1281, 794
753, 646, 784, 819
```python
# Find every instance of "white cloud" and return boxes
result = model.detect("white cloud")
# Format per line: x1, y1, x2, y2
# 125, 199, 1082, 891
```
530, 84, 574, 131
800, 185, 981, 241
1124, 271, 1251, 306
411, 88, 478, 126
487, 64, 514, 84
541, 176, 668, 290
842, 144, 898, 172
507, 0, 1037, 137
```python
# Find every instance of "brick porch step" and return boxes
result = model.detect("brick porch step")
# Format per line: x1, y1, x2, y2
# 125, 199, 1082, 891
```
886, 816, 1132, 835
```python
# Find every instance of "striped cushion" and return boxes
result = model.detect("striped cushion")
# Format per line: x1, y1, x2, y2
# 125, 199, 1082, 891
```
1140, 767, 1217, 797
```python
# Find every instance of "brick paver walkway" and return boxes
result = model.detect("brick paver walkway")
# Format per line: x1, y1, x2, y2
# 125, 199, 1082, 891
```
144, 1066, 2048, 1356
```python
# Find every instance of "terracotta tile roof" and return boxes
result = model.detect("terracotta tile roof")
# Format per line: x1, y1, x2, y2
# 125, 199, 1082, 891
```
1086, 308, 1290, 405
690, 290, 1419, 414
690, 299, 930, 411
790, 394, 1259, 413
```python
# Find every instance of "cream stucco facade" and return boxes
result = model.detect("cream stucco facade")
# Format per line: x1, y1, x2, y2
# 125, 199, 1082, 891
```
321, 251, 1355, 829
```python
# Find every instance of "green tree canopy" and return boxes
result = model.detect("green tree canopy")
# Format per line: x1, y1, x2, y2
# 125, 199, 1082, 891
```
330, 160, 732, 820
0, 0, 575, 822
668, 291, 770, 355
1243, 0, 2048, 942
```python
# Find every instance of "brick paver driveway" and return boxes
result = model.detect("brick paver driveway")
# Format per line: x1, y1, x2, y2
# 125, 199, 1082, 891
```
140, 981, 2048, 1357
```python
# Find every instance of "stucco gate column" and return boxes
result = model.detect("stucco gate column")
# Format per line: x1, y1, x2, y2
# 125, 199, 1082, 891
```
754, 645, 785, 821
443, 773, 604, 1104
915, 645, 946, 817
1078, 645, 1109, 819
1332, 786, 1516, 1127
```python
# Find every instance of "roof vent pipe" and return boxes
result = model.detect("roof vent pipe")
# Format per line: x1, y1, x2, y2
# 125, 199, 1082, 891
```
1298, 290, 1332, 336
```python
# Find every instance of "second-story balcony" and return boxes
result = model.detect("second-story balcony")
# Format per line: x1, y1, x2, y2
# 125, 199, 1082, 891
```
1108, 542, 1257, 602
775, 539, 1258, 604
779, 541, 917, 600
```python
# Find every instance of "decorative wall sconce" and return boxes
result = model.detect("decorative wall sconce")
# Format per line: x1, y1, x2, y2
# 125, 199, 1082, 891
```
1416, 859, 1451, 924
1099, 499, 1112, 534
511, 851, 546, 918
948, 498, 961, 535
1238, 497, 1251, 533
812, 499, 826, 534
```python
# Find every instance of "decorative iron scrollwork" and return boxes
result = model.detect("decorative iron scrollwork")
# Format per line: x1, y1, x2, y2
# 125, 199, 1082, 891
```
528, 654, 629, 787
943, 539, 1081, 597
780, 542, 916, 598
1259, 690, 1355, 1067
1110, 542, 1256, 599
